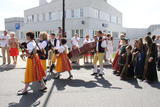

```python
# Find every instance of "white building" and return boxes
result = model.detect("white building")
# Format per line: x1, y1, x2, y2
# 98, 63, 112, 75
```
21, 0, 123, 40
5, 17, 24, 39
126, 24, 160, 39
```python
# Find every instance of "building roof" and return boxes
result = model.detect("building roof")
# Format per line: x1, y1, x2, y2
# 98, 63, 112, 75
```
25, 0, 122, 16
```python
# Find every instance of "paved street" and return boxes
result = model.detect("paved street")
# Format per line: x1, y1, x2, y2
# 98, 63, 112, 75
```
0, 53, 160, 107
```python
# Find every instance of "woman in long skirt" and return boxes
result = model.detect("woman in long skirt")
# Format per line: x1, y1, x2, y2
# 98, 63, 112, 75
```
134, 38, 146, 80
17, 32, 47, 95
55, 39, 73, 79
112, 34, 126, 74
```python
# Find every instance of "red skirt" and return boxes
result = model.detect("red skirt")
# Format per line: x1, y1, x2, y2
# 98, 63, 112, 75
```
112, 51, 120, 71
9, 48, 19, 56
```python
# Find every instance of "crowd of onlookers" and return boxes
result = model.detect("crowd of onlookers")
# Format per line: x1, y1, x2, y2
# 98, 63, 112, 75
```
112, 32, 160, 83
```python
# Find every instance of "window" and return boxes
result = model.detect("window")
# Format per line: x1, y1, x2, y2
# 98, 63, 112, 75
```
43, 13, 45, 21
72, 30, 75, 37
80, 8, 84, 17
80, 29, 83, 38
111, 16, 117, 23
31, 15, 34, 22
112, 32, 119, 38
37, 14, 39, 22
71, 10, 74, 18
49, 12, 52, 20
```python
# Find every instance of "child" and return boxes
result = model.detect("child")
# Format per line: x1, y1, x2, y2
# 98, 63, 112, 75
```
55, 39, 73, 79
17, 32, 47, 95
83, 35, 92, 64
105, 34, 114, 64
8, 32, 19, 64
120, 45, 134, 80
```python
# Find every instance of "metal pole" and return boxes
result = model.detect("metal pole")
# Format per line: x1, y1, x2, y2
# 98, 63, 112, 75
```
62, 0, 66, 37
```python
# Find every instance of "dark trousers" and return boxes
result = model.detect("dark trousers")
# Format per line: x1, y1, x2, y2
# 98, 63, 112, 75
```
158, 57, 160, 69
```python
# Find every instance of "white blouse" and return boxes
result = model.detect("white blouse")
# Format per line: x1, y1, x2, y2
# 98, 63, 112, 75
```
58, 45, 68, 53
27, 41, 36, 54
38, 41, 47, 49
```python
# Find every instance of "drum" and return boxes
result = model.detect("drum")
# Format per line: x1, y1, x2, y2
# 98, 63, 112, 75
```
68, 42, 96, 61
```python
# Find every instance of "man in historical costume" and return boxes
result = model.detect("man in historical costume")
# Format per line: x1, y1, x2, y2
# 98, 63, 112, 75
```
91, 31, 107, 77
48, 33, 61, 73
0, 30, 11, 65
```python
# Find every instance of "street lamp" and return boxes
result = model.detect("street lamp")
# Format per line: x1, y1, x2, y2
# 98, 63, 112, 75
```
62, 0, 66, 37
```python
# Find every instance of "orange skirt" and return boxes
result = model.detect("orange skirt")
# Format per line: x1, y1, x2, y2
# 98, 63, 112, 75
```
55, 53, 72, 73
25, 55, 46, 83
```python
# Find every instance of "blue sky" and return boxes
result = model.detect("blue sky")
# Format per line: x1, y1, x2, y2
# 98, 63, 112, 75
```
0, 0, 160, 30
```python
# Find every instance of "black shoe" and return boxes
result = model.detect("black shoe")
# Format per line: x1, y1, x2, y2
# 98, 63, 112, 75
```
91, 73, 98, 76
116, 73, 120, 76
43, 79, 47, 84
54, 75, 60, 79
67, 75, 73, 80
98, 74, 104, 77
40, 87, 47, 91
49, 64, 55, 72
113, 71, 117, 75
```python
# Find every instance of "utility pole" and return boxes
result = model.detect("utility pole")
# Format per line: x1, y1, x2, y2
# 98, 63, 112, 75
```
62, 0, 66, 37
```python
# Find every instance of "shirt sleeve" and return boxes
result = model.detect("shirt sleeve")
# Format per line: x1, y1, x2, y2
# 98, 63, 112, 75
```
27, 42, 35, 53
58, 46, 65, 53
38, 41, 47, 49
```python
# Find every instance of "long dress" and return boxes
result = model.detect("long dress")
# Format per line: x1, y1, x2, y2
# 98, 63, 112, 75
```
134, 48, 146, 80
112, 41, 122, 71
55, 45, 72, 73
144, 43, 158, 82
120, 53, 134, 80
25, 41, 46, 83
106, 40, 114, 61
118, 45, 127, 73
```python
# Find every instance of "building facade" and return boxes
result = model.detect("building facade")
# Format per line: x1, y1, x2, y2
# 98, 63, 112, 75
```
20, 0, 123, 41
5, 17, 24, 39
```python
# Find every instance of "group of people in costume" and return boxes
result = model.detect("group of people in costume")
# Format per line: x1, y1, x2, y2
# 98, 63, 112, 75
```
1, 29, 159, 96
112, 32, 160, 83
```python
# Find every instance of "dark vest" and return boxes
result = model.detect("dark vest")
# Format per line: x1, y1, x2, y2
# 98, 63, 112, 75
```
97, 37, 105, 53
48, 39, 57, 50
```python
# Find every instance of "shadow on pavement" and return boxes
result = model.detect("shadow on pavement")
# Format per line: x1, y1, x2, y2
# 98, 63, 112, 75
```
0, 64, 16, 72
127, 79, 143, 89
8, 83, 45, 107
149, 81, 160, 89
